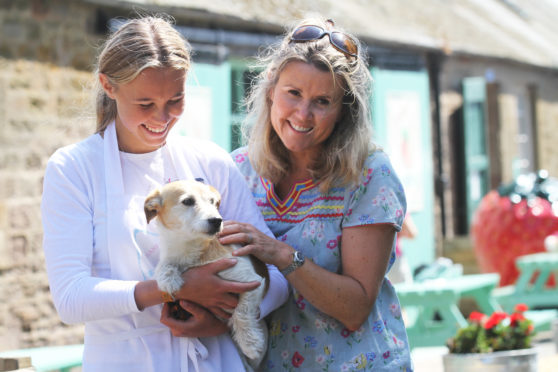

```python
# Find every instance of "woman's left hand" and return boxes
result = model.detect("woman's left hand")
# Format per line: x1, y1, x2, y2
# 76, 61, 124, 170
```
218, 221, 292, 269
160, 300, 229, 338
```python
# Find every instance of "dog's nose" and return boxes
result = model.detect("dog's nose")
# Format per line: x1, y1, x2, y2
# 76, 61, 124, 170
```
207, 217, 222, 234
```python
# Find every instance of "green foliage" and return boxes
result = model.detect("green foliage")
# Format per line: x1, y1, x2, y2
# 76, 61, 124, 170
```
446, 323, 489, 353
446, 305, 535, 354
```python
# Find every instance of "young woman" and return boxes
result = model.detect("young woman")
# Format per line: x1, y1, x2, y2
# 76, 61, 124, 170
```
41, 16, 287, 371
219, 18, 413, 370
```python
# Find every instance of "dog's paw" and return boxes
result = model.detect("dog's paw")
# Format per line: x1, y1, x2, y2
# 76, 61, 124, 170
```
155, 264, 184, 294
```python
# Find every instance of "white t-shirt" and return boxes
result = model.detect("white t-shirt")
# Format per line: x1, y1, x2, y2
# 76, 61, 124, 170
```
41, 122, 288, 372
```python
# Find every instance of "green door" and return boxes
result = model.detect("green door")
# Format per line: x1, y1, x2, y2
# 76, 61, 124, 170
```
462, 77, 490, 229
371, 68, 434, 273
175, 62, 232, 150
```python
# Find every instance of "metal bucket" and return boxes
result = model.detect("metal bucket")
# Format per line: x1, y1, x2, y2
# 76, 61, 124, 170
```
442, 348, 538, 372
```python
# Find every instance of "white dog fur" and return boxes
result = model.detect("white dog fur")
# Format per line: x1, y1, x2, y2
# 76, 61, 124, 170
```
144, 180, 268, 369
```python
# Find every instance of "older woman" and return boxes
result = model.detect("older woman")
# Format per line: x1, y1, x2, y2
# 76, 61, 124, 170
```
219, 18, 413, 371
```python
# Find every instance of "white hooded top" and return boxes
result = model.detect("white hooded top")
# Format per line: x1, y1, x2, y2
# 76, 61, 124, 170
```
41, 122, 288, 372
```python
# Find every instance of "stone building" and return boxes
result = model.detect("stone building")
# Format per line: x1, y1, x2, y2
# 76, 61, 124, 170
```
1, 0, 557, 350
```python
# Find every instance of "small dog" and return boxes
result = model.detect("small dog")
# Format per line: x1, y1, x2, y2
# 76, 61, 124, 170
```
144, 180, 269, 369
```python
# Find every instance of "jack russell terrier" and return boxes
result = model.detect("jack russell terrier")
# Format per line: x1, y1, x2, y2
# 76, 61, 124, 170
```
144, 180, 269, 369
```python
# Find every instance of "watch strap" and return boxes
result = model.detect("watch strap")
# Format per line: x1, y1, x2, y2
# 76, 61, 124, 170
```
280, 251, 305, 276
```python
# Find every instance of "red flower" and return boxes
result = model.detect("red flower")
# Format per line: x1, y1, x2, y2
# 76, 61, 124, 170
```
326, 239, 338, 249
341, 328, 352, 338
514, 303, 529, 313
468, 311, 485, 323
295, 294, 306, 310
484, 311, 507, 329
291, 351, 304, 368
234, 153, 245, 163
450, 308, 536, 354
509, 312, 526, 327
292, 325, 300, 333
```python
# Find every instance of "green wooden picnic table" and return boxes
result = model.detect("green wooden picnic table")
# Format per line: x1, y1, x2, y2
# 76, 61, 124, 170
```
395, 272, 557, 348
494, 252, 558, 312
395, 273, 501, 348
0, 344, 83, 372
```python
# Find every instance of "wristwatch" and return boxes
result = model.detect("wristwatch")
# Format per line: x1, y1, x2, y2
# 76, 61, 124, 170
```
280, 250, 306, 276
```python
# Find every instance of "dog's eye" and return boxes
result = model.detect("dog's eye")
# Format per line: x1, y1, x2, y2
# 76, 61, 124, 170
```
182, 197, 195, 206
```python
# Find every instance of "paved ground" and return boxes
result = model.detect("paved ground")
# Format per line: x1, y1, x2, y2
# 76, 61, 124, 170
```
411, 332, 557, 371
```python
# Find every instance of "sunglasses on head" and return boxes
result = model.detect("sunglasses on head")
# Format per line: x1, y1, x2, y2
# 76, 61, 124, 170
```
290, 22, 358, 59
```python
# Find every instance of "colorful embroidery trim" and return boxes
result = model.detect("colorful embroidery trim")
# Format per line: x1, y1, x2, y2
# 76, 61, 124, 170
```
265, 212, 344, 224
260, 177, 315, 216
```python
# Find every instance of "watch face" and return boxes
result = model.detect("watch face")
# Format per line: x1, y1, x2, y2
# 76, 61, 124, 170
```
294, 251, 305, 265
280, 250, 306, 276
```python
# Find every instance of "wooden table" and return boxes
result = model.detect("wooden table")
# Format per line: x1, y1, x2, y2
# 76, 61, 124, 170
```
0, 344, 83, 372
397, 269, 558, 349
494, 252, 558, 312
395, 273, 501, 348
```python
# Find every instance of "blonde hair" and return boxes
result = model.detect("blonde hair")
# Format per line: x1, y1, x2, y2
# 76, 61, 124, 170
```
94, 15, 191, 133
243, 18, 376, 193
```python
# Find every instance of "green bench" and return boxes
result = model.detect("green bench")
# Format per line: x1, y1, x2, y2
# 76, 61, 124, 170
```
395, 273, 501, 348
493, 252, 558, 313
396, 283, 465, 348
0, 344, 83, 372
395, 272, 557, 348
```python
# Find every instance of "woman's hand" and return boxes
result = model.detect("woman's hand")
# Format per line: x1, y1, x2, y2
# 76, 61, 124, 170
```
173, 258, 261, 313
160, 300, 229, 338
218, 221, 293, 270
222, 221, 396, 331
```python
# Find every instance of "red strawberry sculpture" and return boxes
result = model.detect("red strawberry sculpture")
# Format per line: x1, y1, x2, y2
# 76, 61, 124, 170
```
471, 170, 558, 286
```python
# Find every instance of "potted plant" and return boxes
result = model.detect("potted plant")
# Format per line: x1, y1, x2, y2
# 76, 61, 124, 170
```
443, 304, 538, 371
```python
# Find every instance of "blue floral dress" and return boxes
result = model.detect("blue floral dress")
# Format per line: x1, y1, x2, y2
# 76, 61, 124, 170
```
231, 148, 413, 371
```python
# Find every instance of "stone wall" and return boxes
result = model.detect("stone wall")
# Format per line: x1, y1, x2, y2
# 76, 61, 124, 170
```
0, 0, 103, 351
438, 57, 558, 243
537, 96, 558, 175
0, 0, 100, 70
0, 57, 94, 350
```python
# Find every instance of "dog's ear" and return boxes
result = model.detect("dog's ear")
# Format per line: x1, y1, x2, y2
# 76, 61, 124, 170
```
144, 190, 163, 224
208, 185, 221, 208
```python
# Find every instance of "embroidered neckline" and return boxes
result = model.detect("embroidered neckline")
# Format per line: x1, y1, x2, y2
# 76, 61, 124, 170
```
260, 177, 316, 216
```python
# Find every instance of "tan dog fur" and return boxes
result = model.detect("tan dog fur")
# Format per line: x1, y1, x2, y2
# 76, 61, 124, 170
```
144, 180, 268, 369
